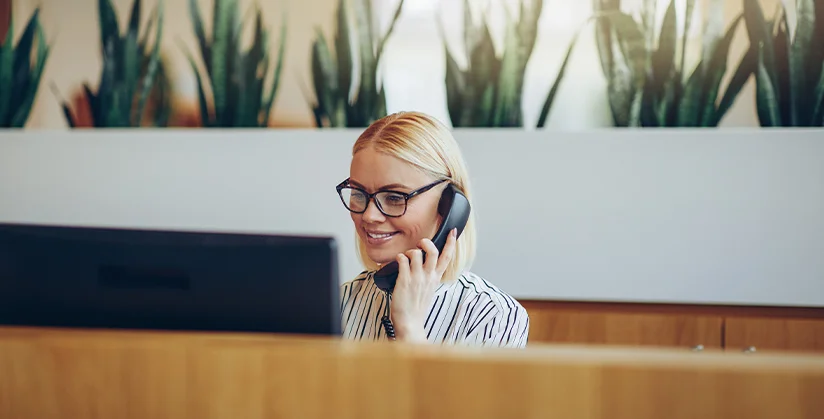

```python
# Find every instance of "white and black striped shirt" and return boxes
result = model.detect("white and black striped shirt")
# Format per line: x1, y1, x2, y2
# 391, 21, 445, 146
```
340, 270, 530, 347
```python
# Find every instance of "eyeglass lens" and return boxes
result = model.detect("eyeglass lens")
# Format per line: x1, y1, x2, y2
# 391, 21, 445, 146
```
339, 188, 407, 216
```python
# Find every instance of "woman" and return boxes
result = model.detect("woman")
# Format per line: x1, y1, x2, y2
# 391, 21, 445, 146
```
337, 111, 529, 347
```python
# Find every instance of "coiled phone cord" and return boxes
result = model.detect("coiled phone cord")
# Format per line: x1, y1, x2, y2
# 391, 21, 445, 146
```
381, 291, 396, 340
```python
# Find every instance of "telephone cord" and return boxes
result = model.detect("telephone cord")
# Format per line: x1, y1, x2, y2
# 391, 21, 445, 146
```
381, 291, 396, 340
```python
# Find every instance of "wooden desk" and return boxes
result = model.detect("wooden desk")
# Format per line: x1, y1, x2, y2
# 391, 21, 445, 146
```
1, 326, 823, 419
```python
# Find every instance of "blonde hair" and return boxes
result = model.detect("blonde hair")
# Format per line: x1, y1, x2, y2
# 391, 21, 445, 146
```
351, 111, 476, 283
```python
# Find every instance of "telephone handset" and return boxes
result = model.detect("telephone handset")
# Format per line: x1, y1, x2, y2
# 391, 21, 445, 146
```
372, 183, 471, 294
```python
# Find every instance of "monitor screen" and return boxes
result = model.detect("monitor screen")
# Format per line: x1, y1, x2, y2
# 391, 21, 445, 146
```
0, 222, 340, 336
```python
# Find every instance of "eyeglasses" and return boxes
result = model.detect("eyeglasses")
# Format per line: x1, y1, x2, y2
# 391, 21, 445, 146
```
336, 178, 448, 217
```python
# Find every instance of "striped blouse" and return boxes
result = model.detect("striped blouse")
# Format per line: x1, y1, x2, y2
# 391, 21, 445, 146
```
340, 270, 530, 347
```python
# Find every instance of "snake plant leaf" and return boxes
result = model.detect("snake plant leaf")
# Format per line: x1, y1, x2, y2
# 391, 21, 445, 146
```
743, 0, 778, 94
715, 41, 755, 124
123, 0, 141, 122
809, 0, 824, 98
537, 25, 585, 128
312, 29, 337, 124
99, 0, 120, 55
653, 0, 677, 93
182, 44, 212, 126
334, 0, 352, 103
464, 0, 480, 61
136, 2, 163, 127
444, 44, 464, 126
470, 17, 497, 86
680, 0, 696, 74
9, 17, 49, 128
603, 12, 645, 126
701, 0, 725, 74
210, 0, 233, 126
0, 16, 15, 125
10, 10, 37, 105
699, 14, 743, 126
263, 15, 286, 127
188, 0, 210, 77
811, 60, 824, 125
594, 0, 619, 78
790, 0, 815, 125
773, 13, 792, 126
517, 0, 542, 64
493, 11, 521, 127
676, 63, 703, 126
652, 0, 678, 126
353, 0, 376, 117
97, 37, 116, 126
755, 45, 782, 126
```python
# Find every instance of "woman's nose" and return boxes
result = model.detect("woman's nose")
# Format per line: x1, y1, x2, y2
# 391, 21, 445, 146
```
362, 199, 385, 222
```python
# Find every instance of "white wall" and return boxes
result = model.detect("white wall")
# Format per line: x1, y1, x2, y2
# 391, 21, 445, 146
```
1, 129, 823, 308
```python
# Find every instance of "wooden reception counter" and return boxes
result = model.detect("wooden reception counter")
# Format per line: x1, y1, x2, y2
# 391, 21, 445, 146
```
1, 326, 823, 419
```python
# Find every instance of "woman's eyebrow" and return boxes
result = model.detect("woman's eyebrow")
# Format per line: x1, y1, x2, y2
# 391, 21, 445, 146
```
349, 179, 410, 191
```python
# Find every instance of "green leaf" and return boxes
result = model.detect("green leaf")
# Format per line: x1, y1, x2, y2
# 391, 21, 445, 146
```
680, 0, 696, 75
676, 65, 702, 126
0, 15, 14, 125
334, 0, 352, 103
98, 37, 117, 126
808, 0, 824, 98
537, 26, 583, 128
444, 45, 464, 127
701, 0, 725, 75
628, 89, 643, 127
811, 60, 824, 126
353, 0, 377, 117
743, 0, 778, 94
652, 0, 677, 94
312, 29, 336, 125
715, 43, 755, 125
463, 0, 480, 62
263, 16, 286, 127
211, 0, 233, 125
61, 103, 76, 127
593, 0, 616, 78
124, 11, 141, 123
755, 45, 782, 126
698, 15, 743, 126
493, 13, 520, 127
10, 10, 39, 108
136, 0, 162, 127
773, 13, 791, 126
98, 0, 120, 55
10, 20, 49, 128
181, 42, 211, 126
516, 0, 541, 66
604, 13, 645, 126
790, 0, 815, 125
188, 0, 210, 77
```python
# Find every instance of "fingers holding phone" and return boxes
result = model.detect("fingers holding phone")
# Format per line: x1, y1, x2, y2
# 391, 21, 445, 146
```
390, 228, 458, 342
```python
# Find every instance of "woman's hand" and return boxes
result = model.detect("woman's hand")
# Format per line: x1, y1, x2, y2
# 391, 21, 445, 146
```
390, 228, 458, 343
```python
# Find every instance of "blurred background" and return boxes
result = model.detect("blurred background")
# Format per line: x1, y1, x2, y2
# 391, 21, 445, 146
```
1, 0, 817, 129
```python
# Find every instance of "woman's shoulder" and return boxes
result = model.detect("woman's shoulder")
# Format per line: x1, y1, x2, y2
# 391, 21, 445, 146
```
340, 270, 375, 293
450, 271, 529, 347
453, 271, 528, 314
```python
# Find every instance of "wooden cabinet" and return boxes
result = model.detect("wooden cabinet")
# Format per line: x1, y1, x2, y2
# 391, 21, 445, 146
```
724, 317, 824, 353
522, 300, 824, 353
523, 301, 723, 349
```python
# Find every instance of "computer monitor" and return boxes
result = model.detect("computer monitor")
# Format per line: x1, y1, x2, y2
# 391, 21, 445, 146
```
0, 222, 341, 336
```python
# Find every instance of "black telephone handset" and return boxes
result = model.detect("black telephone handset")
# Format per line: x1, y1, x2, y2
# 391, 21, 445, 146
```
372, 183, 471, 294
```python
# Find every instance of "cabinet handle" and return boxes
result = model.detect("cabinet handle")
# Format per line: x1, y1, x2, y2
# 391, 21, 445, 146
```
691, 344, 704, 352
742, 346, 757, 353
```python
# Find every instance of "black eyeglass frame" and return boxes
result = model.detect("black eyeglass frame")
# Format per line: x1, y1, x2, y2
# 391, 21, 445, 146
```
335, 178, 449, 218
